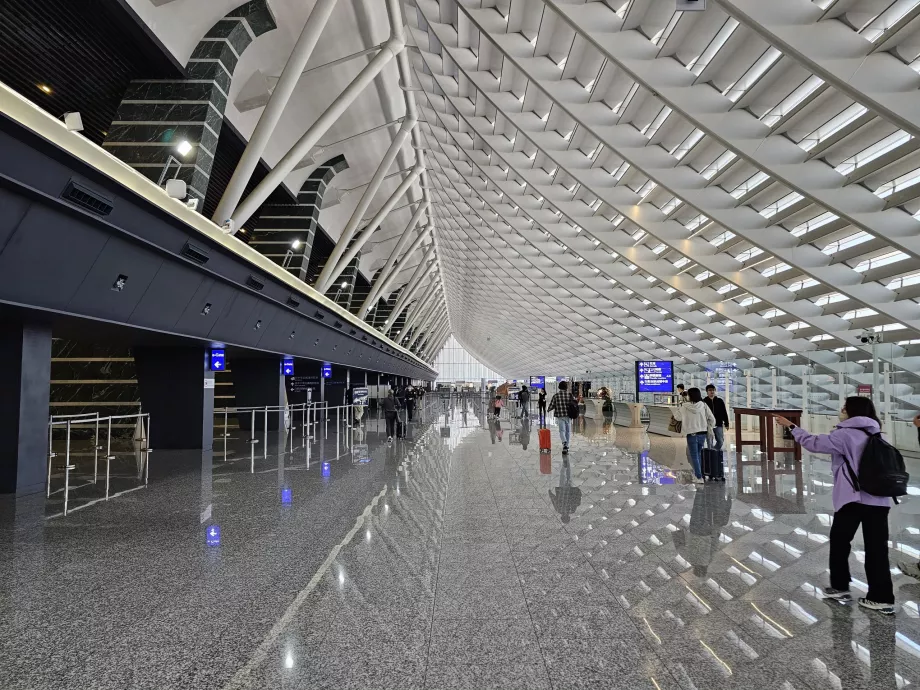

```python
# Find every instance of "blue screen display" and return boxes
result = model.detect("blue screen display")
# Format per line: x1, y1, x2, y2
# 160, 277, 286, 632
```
209, 349, 225, 372
206, 525, 221, 546
282, 357, 294, 376
321, 362, 332, 379
529, 376, 545, 389
636, 361, 674, 394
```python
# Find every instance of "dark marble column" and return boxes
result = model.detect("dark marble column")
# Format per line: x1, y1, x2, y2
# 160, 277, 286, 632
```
133, 347, 214, 451
251, 154, 348, 281
231, 357, 286, 431
103, 1, 277, 204
0, 321, 52, 495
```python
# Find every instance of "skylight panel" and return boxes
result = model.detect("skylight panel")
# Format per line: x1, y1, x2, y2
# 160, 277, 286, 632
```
688, 19, 740, 76
799, 103, 869, 152
700, 151, 737, 180
723, 47, 782, 103
760, 76, 825, 128
760, 192, 804, 220
762, 263, 791, 277
835, 131, 913, 176
791, 212, 838, 237
730, 171, 770, 199
853, 251, 910, 272
822, 232, 872, 254
671, 129, 705, 160
652, 12, 681, 46
875, 167, 920, 200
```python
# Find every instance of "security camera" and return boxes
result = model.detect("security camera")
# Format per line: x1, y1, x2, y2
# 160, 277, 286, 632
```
62, 112, 84, 132
858, 329, 882, 345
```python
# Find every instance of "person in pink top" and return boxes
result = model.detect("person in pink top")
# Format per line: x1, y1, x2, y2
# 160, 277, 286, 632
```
775, 397, 894, 615
493, 395, 504, 419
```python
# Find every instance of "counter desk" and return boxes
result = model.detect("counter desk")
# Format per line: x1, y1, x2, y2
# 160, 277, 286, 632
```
646, 405, 683, 437
613, 402, 645, 428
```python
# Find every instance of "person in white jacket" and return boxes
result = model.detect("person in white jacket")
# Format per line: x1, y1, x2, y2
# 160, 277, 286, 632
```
671, 387, 716, 484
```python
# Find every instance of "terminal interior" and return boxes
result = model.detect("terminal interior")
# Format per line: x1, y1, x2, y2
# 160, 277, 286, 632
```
4, 0, 920, 688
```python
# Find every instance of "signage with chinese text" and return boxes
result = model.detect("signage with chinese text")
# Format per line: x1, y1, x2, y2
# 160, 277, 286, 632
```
636, 361, 674, 394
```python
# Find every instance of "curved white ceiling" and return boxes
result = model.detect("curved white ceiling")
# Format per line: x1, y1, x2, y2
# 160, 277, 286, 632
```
403, 0, 920, 376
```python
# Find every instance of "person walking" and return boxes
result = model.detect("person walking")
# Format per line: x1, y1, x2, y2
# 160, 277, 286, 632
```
538, 388, 547, 421
405, 386, 416, 423
897, 414, 920, 580
671, 387, 715, 484
493, 395, 504, 419
518, 385, 530, 418
703, 384, 729, 451
775, 398, 895, 615
548, 381, 575, 455
382, 389, 398, 443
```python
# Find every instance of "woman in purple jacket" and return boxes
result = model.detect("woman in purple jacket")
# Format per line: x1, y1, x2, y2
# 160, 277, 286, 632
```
776, 397, 894, 615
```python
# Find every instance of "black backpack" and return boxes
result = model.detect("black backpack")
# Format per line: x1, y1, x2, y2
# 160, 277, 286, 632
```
842, 429, 909, 500
567, 399, 580, 420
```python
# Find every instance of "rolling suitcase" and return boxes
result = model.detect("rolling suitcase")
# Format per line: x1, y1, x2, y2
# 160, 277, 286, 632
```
396, 411, 406, 439
539, 428, 551, 455
701, 447, 725, 482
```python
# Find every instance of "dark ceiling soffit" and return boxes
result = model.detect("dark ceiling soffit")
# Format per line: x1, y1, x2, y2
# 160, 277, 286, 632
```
111, 0, 187, 77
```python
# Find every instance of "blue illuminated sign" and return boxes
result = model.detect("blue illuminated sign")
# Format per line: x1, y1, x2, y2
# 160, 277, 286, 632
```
282, 357, 294, 376
321, 461, 331, 477
206, 525, 221, 546
529, 376, 545, 389
210, 349, 225, 372
636, 361, 674, 394
321, 362, 332, 379
281, 487, 292, 505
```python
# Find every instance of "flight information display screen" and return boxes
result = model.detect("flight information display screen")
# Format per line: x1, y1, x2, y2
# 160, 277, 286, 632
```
635, 361, 674, 394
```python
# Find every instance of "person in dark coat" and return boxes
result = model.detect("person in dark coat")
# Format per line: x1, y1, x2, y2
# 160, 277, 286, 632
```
703, 384, 729, 450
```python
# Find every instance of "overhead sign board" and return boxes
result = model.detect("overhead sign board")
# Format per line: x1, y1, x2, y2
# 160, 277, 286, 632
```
529, 376, 545, 389
636, 361, 674, 394
321, 362, 332, 379
282, 357, 294, 376
352, 387, 369, 405
209, 349, 225, 372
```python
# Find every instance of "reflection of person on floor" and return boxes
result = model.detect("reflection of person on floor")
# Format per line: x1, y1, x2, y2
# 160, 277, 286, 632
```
494, 418, 503, 442
674, 483, 732, 577
549, 458, 582, 524
829, 607, 896, 690
898, 413, 920, 580
520, 415, 531, 450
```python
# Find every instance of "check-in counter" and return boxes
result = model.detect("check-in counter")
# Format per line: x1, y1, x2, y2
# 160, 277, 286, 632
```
613, 402, 645, 428
646, 405, 683, 437
583, 398, 607, 420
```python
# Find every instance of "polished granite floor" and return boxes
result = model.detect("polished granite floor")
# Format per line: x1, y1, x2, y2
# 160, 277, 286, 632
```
3, 399, 920, 689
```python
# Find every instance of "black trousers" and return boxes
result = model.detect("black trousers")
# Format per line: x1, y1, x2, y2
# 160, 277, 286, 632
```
385, 411, 397, 437
830, 502, 893, 603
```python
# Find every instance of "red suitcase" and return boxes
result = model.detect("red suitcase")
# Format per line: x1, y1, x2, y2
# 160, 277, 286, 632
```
539, 428, 551, 455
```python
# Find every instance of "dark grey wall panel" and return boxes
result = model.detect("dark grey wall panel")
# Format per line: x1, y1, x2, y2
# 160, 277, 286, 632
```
128, 262, 204, 331
0, 188, 31, 250
68, 237, 164, 320
0, 205, 107, 309
173, 279, 233, 338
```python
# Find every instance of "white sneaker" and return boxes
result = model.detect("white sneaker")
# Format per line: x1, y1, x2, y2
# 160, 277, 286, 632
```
387, 436, 393, 443
692, 477, 705, 484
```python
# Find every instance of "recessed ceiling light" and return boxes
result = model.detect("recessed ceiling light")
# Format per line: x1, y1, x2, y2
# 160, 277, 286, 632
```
176, 140, 193, 157
38, 84, 52, 95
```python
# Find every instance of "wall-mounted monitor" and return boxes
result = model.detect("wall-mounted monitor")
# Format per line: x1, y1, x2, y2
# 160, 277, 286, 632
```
635, 361, 674, 394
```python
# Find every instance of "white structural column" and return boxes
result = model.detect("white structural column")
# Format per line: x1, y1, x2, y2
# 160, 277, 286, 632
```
230, 35, 405, 229
713, 0, 920, 139
316, 162, 424, 293
315, 118, 417, 292
360, 220, 432, 318
213, 0, 340, 224
383, 249, 437, 331
412, 310, 446, 352
401, 282, 441, 341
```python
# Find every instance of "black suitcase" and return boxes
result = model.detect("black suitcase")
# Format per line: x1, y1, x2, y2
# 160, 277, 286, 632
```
701, 447, 725, 482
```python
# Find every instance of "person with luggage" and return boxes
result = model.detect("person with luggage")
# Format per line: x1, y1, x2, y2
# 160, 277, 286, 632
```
671, 387, 715, 485
774, 398, 896, 615
519, 385, 530, 418
703, 384, 729, 451
382, 389, 398, 443
548, 381, 576, 455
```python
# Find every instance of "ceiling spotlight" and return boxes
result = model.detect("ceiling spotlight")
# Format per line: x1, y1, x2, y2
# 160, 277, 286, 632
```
340, 281, 347, 289
38, 84, 52, 95
176, 140, 193, 157
292, 239, 301, 250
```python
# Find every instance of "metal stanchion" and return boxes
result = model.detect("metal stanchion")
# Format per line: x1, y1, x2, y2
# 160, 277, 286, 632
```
63, 420, 72, 516
47, 421, 55, 498
105, 417, 113, 500
263, 406, 269, 459
223, 409, 229, 461
93, 415, 100, 484
250, 409, 256, 441
144, 414, 151, 487
302, 404, 307, 446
